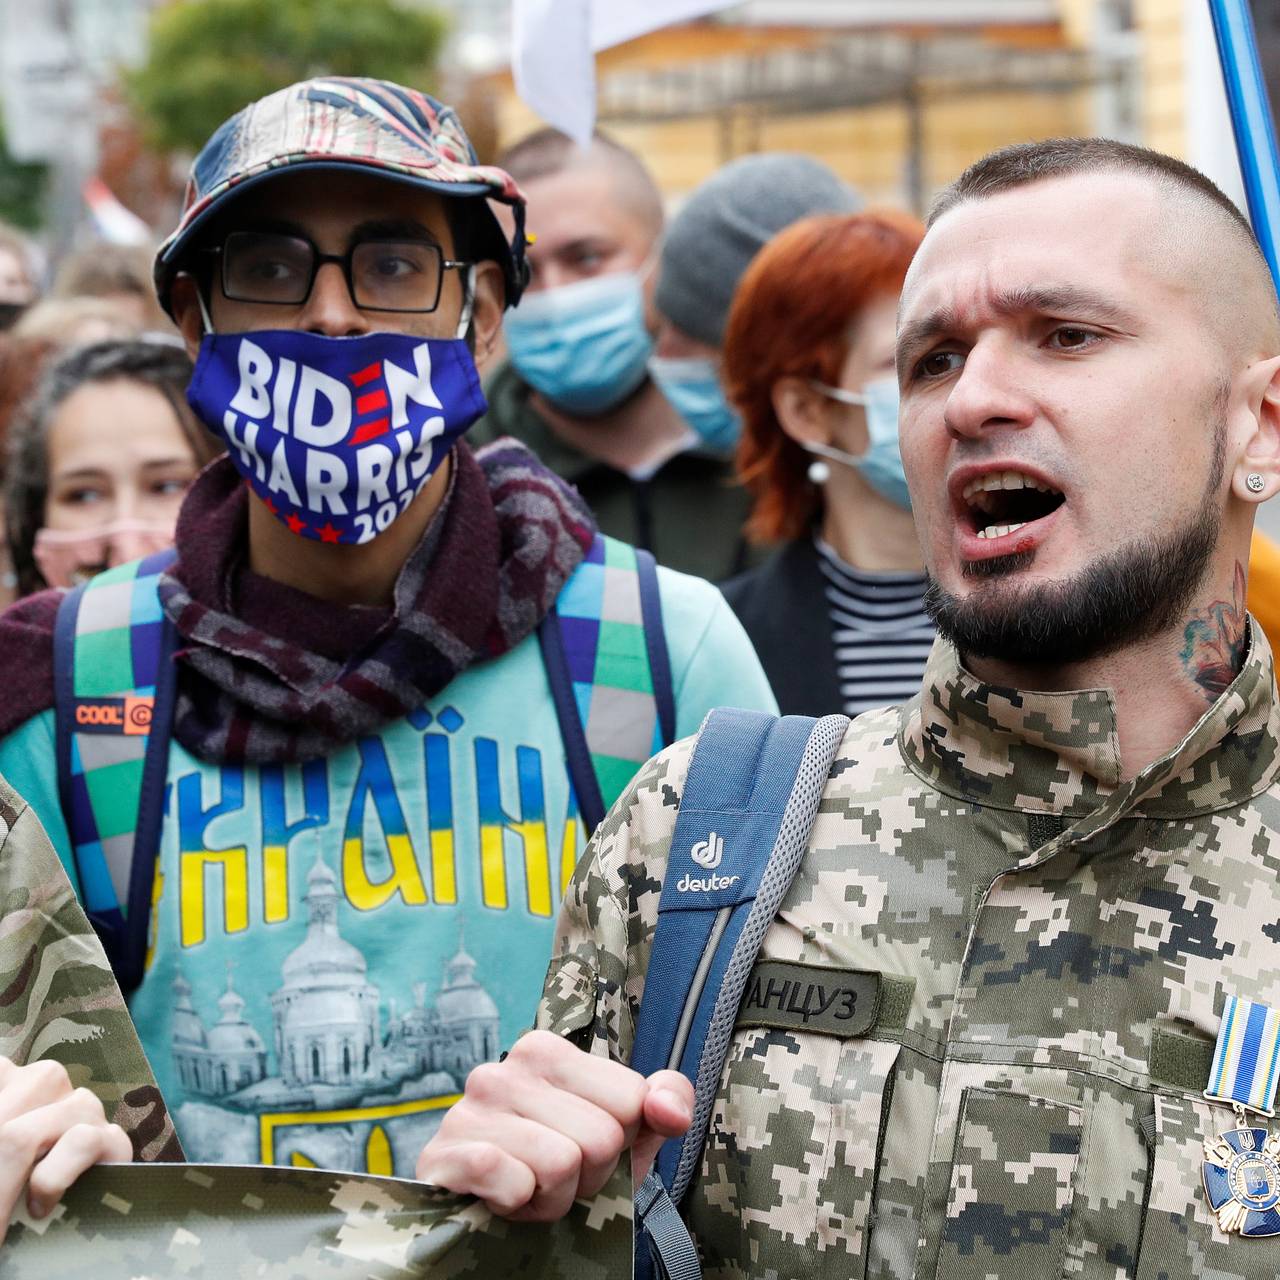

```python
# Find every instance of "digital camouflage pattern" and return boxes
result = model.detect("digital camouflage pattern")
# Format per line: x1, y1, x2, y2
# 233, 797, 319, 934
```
0, 775, 181, 1162
2, 1160, 632, 1277
538, 623, 1280, 1278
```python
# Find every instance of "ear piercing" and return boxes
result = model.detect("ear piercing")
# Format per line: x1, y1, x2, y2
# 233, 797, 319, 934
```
1248, 472, 1267, 493
808, 460, 831, 485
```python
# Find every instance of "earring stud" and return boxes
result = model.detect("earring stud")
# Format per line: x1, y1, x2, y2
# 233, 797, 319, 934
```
807, 459, 830, 485
1248, 472, 1267, 493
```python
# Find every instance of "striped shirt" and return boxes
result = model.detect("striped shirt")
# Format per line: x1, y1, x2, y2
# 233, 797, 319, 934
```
815, 537, 935, 717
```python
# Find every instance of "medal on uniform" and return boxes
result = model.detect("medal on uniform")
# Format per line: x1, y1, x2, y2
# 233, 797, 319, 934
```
1202, 994, 1280, 1237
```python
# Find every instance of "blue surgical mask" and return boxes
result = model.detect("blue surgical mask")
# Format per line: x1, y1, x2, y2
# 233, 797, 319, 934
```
504, 270, 654, 415
648, 355, 742, 452
806, 376, 911, 509
187, 329, 488, 546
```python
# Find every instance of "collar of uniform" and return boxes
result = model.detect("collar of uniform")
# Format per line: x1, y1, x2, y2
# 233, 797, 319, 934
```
899, 621, 1280, 821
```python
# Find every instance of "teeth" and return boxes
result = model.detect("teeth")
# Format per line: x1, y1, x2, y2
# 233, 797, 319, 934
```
976, 522, 1028, 540
961, 471, 1054, 501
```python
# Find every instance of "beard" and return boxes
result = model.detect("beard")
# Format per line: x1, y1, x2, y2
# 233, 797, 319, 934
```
922, 506, 1220, 666
924, 392, 1229, 668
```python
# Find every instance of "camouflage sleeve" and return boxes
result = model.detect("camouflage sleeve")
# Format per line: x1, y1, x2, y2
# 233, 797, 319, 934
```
0, 776, 182, 1161
536, 736, 697, 1065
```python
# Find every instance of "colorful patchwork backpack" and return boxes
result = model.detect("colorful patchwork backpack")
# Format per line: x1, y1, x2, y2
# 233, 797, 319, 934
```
52, 533, 674, 993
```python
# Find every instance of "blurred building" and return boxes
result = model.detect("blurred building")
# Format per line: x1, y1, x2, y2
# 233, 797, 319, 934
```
0, 0, 164, 249
455, 0, 1248, 215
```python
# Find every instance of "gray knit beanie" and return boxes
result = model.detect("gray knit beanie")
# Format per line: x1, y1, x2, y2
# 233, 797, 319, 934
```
655, 153, 862, 348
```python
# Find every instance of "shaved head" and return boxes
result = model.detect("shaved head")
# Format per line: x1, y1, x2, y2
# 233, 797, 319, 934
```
897, 137, 1280, 701
929, 138, 1280, 360
498, 127, 664, 239
1153, 185, 1280, 358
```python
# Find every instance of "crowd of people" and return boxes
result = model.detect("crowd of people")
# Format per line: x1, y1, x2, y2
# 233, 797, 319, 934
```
2, 70, 1280, 1278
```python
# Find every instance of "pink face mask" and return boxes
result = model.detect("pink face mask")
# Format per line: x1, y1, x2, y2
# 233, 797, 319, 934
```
33, 519, 176, 588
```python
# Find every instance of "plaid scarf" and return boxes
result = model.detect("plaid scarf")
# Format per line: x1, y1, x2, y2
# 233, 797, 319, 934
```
158, 441, 595, 764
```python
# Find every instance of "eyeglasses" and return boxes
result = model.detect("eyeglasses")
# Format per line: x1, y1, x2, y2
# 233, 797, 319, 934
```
207, 231, 470, 313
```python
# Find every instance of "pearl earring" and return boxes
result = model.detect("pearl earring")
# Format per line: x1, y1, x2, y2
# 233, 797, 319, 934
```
1248, 472, 1267, 493
808, 459, 830, 485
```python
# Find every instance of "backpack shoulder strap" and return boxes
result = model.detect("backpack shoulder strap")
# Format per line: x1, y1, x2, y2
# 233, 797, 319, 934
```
53, 550, 179, 992
538, 533, 675, 833
629, 707, 849, 1280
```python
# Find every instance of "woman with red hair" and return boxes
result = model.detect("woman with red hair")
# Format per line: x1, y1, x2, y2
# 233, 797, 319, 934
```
721, 209, 934, 716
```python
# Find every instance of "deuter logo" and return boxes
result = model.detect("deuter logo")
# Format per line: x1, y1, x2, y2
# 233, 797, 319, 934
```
676, 870, 741, 893
690, 831, 724, 869
679, 831, 738, 893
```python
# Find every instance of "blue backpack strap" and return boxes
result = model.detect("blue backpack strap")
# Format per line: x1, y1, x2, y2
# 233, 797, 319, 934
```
539, 534, 676, 834
53, 550, 179, 993
630, 707, 849, 1280
538, 613, 607, 833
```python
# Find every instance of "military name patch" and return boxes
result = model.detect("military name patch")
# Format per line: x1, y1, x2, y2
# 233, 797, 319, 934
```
736, 960, 881, 1038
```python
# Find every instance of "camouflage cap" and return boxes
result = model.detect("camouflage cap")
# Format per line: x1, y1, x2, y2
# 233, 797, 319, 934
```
153, 76, 529, 316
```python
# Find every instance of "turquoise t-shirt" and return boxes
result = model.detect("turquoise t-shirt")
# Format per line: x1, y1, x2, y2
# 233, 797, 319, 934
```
0, 567, 774, 1176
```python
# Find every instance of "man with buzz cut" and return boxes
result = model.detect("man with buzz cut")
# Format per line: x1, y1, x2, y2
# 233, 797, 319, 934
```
419, 137, 1280, 1276
471, 127, 757, 582
0, 77, 774, 1178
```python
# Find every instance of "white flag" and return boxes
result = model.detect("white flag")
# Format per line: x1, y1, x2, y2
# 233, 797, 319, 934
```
511, 0, 737, 145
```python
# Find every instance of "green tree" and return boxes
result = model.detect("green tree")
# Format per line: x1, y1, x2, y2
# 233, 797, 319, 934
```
0, 120, 49, 232
125, 0, 449, 156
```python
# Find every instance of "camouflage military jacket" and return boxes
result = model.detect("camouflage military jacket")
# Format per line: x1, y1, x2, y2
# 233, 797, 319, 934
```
538, 628, 1280, 1279
0, 776, 180, 1161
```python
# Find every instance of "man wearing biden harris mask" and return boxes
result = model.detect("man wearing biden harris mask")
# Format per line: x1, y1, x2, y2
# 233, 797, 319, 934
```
0, 78, 774, 1178
469, 128, 756, 582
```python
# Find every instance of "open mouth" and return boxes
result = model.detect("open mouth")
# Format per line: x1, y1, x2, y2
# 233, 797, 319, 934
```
961, 469, 1065, 539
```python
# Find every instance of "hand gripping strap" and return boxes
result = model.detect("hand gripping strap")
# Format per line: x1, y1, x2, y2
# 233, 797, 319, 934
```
630, 709, 848, 1278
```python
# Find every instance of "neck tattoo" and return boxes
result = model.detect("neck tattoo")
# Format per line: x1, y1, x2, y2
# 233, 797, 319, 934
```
1180, 561, 1247, 702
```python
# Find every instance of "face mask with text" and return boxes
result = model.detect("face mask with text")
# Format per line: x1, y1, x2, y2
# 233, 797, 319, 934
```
187, 331, 487, 545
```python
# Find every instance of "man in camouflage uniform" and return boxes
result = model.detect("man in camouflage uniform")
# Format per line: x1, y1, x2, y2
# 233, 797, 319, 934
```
0, 774, 180, 1241
419, 138, 1280, 1278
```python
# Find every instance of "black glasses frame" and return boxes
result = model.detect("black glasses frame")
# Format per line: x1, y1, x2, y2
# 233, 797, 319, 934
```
203, 231, 471, 314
